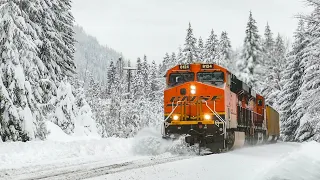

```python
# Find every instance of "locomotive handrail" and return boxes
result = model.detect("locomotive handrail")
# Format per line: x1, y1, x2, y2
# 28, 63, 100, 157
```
163, 101, 184, 129
202, 100, 227, 140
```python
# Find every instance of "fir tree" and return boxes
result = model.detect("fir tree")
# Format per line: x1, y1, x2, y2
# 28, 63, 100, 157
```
294, 1, 320, 142
107, 61, 116, 96
142, 55, 151, 96
133, 57, 144, 99
237, 11, 263, 89
0, 0, 48, 141
170, 52, 177, 68
261, 34, 287, 107
263, 22, 275, 53
216, 31, 232, 68
180, 22, 198, 64
204, 29, 219, 64
198, 36, 205, 62
277, 18, 307, 141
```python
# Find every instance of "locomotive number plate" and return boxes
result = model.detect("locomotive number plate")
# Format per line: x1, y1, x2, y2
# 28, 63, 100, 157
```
201, 64, 214, 69
179, 64, 190, 70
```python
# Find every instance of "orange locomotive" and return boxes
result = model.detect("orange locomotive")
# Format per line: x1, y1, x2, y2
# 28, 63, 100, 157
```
161, 63, 280, 153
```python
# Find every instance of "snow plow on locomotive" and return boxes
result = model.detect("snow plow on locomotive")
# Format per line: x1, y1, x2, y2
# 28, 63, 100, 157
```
161, 63, 280, 153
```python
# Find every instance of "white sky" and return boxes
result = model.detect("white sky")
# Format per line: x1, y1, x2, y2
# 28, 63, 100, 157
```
72, 0, 312, 63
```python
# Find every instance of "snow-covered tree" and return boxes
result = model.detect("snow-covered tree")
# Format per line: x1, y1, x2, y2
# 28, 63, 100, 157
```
263, 23, 275, 53
237, 11, 263, 89
198, 36, 205, 62
179, 23, 198, 64
294, 1, 320, 142
132, 57, 144, 99
204, 29, 219, 63
141, 55, 151, 96
170, 52, 177, 68
261, 34, 287, 107
216, 31, 232, 68
106, 61, 116, 96
0, 0, 49, 141
150, 60, 159, 99
159, 53, 170, 77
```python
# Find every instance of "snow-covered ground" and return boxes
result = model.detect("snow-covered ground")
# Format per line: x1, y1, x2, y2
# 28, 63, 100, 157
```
1, 122, 320, 180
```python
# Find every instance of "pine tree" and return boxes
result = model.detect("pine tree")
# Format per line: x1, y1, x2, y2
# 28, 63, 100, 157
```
294, 1, 320, 142
216, 31, 232, 68
237, 11, 263, 89
179, 22, 198, 64
150, 60, 159, 94
198, 36, 205, 62
278, 18, 308, 141
261, 34, 287, 107
38, 0, 76, 83
132, 57, 144, 99
263, 23, 275, 53
159, 53, 170, 77
177, 46, 183, 65
142, 55, 151, 96
170, 52, 177, 68
107, 61, 116, 96
0, 0, 49, 141
204, 29, 219, 63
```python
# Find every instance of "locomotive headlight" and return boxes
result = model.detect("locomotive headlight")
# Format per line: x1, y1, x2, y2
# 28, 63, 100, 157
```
204, 114, 211, 120
190, 85, 196, 94
173, 115, 179, 120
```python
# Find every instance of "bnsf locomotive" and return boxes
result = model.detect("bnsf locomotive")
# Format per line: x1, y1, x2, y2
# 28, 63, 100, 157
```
161, 63, 280, 153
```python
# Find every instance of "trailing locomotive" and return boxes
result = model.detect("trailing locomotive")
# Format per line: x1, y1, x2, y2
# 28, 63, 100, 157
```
161, 63, 280, 153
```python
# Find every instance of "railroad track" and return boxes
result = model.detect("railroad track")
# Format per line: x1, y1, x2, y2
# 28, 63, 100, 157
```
1, 155, 194, 180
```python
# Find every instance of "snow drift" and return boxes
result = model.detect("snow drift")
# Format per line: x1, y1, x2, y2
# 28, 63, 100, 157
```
0, 121, 133, 169
257, 141, 320, 180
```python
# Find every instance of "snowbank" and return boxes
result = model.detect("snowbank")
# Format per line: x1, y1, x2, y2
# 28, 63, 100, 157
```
0, 124, 195, 170
0, 137, 134, 169
0, 121, 133, 169
45, 121, 100, 141
257, 141, 320, 180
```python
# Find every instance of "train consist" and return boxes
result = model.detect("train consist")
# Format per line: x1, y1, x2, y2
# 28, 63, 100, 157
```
161, 63, 280, 153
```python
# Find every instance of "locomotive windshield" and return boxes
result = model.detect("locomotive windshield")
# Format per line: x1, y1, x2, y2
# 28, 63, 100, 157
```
168, 72, 194, 87
197, 71, 224, 86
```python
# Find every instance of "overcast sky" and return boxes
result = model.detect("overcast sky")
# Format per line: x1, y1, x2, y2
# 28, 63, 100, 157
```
72, 0, 312, 64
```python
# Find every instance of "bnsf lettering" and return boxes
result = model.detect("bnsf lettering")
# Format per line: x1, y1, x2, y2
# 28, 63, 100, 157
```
169, 95, 222, 103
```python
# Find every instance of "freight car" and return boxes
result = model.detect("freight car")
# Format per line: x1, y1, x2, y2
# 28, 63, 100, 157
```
161, 63, 280, 153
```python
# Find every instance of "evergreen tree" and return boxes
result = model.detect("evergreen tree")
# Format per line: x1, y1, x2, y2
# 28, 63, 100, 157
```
261, 34, 287, 107
107, 61, 116, 96
159, 53, 170, 77
204, 29, 219, 63
237, 11, 263, 89
170, 52, 177, 68
179, 22, 198, 64
132, 57, 144, 99
198, 36, 205, 62
142, 55, 151, 96
294, 1, 320, 142
216, 31, 232, 68
150, 60, 159, 93
0, 0, 48, 141
177, 46, 183, 65
263, 23, 275, 53
277, 18, 307, 141
39, 0, 75, 83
